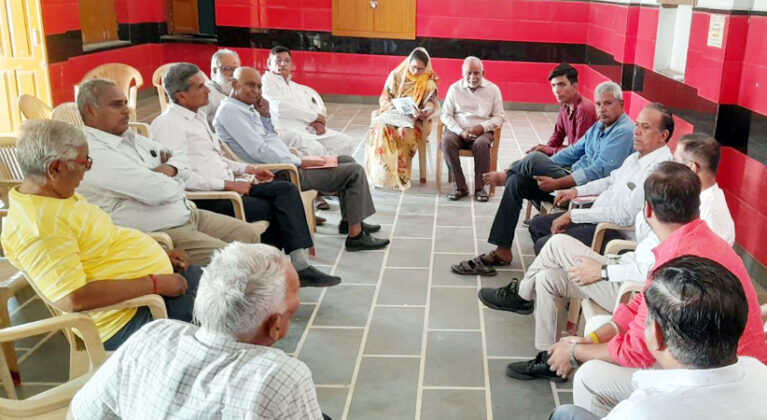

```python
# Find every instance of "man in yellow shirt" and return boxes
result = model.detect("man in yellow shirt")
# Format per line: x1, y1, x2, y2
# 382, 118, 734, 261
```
1, 120, 200, 350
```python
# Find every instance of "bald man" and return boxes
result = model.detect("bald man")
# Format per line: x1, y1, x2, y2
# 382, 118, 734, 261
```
212, 67, 389, 252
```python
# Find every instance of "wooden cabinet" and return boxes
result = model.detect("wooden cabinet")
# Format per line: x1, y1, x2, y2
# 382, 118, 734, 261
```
333, 0, 416, 40
79, 0, 118, 45
0, 0, 51, 135
167, 0, 200, 35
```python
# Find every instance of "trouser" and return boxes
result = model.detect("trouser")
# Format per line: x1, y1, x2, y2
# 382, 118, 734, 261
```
160, 207, 265, 266
441, 130, 493, 192
299, 155, 375, 226
103, 265, 202, 351
193, 181, 313, 254
548, 405, 600, 420
528, 213, 626, 255
488, 152, 568, 247
517, 235, 621, 350
573, 357, 637, 417
280, 127, 356, 157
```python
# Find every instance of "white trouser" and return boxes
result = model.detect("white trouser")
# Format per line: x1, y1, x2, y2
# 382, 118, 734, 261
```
572, 314, 637, 417
517, 234, 622, 350
279, 128, 355, 157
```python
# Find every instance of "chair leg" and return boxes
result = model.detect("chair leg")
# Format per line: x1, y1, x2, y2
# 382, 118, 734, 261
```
435, 142, 442, 192
418, 138, 427, 184
524, 200, 533, 221
0, 290, 19, 387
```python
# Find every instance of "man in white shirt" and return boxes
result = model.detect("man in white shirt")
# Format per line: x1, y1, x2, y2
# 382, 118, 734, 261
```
214, 67, 389, 252
70, 242, 327, 420
490, 132, 736, 357
440, 56, 505, 202
76, 78, 265, 266
201, 48, 240, 126
549, 255, 767, 420
261, 46, 355, 156
152, 63, 340, 288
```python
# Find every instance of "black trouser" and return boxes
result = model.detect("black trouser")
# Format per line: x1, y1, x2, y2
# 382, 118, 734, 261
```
194, 180, 313, 254
528, 213, 625, 255
103, 265, 202, 351
487, 152, 569, 248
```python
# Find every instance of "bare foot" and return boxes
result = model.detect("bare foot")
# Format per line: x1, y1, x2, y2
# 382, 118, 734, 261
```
482, 171, 507, 186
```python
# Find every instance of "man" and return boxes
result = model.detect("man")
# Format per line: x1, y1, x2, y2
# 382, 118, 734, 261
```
550, 256, 767, 420
76, 79, 264, 266
201, 48, 240, 126
70, 242, 326, 419
214, 67, 389, 252
152, 63, 340, 287
479, 133, 735, 372
440, 56, 505, 202
527, 103, 675, 254
526, 63, 597, 156
539, 163, 767, 416
261, 45, 355, 156
451, 81, 634, 276
1, 120, 199, 350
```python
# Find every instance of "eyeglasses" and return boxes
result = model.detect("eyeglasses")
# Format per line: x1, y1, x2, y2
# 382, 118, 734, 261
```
216, 66, 238, 73
67, 156, 93, 170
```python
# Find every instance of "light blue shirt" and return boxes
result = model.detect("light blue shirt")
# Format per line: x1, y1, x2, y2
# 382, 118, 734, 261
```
551, 113, 635, 185
213, 97, 303, 167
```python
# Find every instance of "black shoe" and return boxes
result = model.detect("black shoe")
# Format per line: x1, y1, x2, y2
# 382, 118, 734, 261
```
506, 351, 566, 383
338, 220, 381, 235
345, 230, 390, 251
477, 278, 534, 314
297, 266, 342, 287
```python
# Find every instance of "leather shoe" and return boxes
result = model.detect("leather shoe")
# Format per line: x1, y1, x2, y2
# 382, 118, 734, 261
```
477, 278, 534, 314
297, 266, 341, 287
338, 220, 381, 235
506, 351, 566, 383
345, 230, 390, 251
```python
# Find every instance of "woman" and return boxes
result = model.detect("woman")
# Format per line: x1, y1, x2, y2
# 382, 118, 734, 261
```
365, 47, 440, 190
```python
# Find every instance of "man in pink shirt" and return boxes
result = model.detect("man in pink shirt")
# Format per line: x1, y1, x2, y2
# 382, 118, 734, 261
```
506, 162, 767, 416
526, 63, 597, 156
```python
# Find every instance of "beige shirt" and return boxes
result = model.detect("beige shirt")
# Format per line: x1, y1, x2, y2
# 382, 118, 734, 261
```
440, 78, 505, 135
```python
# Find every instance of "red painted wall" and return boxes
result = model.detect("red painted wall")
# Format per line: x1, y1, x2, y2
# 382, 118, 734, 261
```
739, 15, 767, 117
41, 0, 80, 34
114, 0, 166, 23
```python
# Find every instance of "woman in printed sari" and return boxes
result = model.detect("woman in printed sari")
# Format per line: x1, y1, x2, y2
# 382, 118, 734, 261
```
365, 47, 440, 190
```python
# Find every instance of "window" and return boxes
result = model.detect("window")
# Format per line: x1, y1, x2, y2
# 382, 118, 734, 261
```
653, 4, 693, 82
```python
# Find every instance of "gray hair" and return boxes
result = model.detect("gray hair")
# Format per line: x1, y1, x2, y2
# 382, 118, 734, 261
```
193, 242, 288, 337
17, 120, 86, 178
462, 56, 483, 71
76, 79, 116, 120
163, 63, 201, 104
594, 81, 623, 101
211, 48, 240, 72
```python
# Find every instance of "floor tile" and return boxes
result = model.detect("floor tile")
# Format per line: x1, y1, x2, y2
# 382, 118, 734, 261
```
299, 286, 324, 304
420, 389, 487, 420
364, 306, 424, 355
274, 303, 315, 354
316, 387, 349, 420
483, 306, 538, 358
424, 331, 484, 387
488, 359, 556, 420
435, 227, 475, 253
377, 268, 428, 305
387, 238, 431, 268
393, 214, 435, 238
313, 285, 376, 327
310, 234, 345, 266
400, 194, 435, 215
334, 251, 385, 284
347, 357, 420, 420
299, 328, 363, 385
429, 287, 481, 330
436, 205, 473, 226
431, 253, 477, 286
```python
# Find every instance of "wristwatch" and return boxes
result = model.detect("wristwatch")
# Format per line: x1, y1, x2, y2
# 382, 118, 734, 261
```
601, 265, 609, 281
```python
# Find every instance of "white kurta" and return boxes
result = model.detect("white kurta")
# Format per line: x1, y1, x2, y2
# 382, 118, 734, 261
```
261, 71, 355, 156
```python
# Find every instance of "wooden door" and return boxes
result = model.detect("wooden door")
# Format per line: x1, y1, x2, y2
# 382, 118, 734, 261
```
0, 0, 51, 136
79, 0, 118, 45
167, 0, 200, 35
333, 0, 416, 40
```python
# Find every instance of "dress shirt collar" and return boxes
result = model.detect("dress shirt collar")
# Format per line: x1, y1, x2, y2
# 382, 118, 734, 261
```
651, 218, 707, 262
168, 102, 201, 121
566, 93, 583, 115
83, 126, 131, 149
208, 80, 232, 96
223, 96, 258, 114
460, 78, 489, 90
632, 358, 746, 391
700, 183, 718, 202
637, 144, 671, 162
600, 112, 630, 135
194, 327, 280, 355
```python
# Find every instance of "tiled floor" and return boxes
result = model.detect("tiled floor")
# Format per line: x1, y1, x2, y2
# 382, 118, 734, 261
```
5, 98, 765, 418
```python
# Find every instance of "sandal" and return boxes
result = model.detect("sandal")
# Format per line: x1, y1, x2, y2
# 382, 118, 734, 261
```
451, 258, 497, 276
315, 196, 330, 210
479, 250, 511, 267
475, 190, 490, 202
447, 189, 469, 201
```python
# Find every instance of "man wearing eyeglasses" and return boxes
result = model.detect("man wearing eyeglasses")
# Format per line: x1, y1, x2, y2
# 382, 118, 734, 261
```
202, 49, 241, 126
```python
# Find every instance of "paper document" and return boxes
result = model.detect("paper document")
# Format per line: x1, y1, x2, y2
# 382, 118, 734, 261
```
391, 97, 418, 115
302, 156, 339, 170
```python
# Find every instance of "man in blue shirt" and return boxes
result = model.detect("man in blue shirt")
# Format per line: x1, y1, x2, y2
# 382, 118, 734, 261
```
452, 81, 634, 277
214, 67, 389, 252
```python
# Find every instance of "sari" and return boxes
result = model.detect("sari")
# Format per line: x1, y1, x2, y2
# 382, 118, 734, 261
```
365, 48, 440, 190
